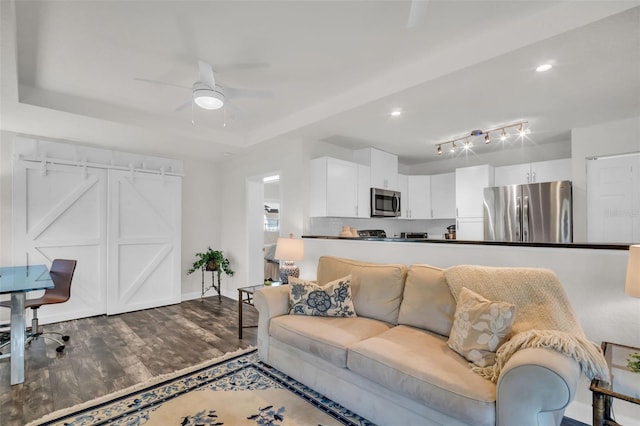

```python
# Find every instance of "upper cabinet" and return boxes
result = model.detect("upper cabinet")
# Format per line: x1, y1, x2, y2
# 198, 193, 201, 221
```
494, 158, 571, 186
354, 147, 399, 190
406, 175, 432, 219
456, 164, 494, 218
398, 173, 454, 219
430, 172, 456, 219
309, 157, 370, 218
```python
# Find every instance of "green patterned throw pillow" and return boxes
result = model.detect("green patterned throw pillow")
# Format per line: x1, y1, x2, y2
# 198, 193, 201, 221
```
289, 275, 356, 317
447, 287, 516, 367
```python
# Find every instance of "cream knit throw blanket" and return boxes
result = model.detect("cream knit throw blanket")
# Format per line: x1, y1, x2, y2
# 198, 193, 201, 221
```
443, 265, 609, 383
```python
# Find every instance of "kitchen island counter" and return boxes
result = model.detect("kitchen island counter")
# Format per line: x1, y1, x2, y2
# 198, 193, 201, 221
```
302, 235, 628, 251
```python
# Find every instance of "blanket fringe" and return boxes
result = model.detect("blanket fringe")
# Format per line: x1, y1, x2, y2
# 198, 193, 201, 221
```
471, 329, 610, 383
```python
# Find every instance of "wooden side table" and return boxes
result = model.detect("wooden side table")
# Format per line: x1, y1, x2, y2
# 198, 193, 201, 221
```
238, 282, 282, 339
590, 341, 640, 426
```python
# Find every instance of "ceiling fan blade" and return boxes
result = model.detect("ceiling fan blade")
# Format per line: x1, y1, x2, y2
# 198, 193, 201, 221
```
407, 0, 429, 28
214, 62, 270, 72
224, 99, 244, 118
175, 99, 193, 112
198, 60, 216, 89
224, 86, 274, 100
134, 77, 191, 90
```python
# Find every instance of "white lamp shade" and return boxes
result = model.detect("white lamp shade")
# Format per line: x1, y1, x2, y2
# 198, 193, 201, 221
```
274, 237, 304, 261
625, 245, 640, 298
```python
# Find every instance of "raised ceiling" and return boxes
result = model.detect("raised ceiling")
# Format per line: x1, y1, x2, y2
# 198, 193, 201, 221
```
1, 1, 639, 165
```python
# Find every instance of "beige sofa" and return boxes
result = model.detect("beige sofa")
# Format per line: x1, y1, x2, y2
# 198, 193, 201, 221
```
254, 256, 581, 426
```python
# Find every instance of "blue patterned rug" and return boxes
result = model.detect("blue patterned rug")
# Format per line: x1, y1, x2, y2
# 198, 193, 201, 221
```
28, 348, 375, 426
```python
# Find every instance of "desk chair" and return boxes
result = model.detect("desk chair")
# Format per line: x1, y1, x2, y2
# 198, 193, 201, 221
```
0, 259, 77, 354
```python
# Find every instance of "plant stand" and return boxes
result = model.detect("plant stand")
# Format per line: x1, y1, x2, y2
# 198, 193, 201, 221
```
201, 268, 221, 301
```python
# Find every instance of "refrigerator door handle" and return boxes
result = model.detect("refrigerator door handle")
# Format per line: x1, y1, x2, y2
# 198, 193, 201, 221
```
522, 195, 530, 242
516, 197, 522, 241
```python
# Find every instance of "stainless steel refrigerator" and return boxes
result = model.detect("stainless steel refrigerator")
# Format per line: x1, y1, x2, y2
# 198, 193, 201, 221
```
483, 180, 573, 243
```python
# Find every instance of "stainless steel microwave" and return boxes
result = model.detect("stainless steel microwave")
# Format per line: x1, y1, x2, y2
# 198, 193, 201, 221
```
371, 188, 401, 217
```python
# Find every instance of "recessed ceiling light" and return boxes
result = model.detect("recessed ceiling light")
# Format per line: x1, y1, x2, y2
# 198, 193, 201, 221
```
390, 109, 402, 117
536, 63, 553, 72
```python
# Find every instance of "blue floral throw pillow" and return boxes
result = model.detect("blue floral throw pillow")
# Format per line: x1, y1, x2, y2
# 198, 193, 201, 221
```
288, 275, 357, 317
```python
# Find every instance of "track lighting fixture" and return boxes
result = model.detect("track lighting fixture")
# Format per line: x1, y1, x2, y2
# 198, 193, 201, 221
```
518, 123, 526, 137
433, 120, 528, 156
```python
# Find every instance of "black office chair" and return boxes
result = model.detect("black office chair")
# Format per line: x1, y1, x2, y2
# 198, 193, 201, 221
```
0, 259, 77, 354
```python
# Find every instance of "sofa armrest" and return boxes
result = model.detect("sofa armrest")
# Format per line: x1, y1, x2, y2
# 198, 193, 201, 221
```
253, 285, 290, 361
496, 347, 581, 426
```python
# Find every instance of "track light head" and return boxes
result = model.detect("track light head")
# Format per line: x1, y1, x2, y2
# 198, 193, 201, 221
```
437, 144, 442, 155
485, 133, 491, 144
500, 129, 507, 141
519, 124, 526, 137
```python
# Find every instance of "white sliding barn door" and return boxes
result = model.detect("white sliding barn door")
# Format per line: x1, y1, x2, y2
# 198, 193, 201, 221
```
107, 170, 181, 315
13, 161, 107, 323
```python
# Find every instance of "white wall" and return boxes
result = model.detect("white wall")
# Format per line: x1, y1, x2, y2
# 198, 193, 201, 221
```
0, 132, 14, 266
299, 238, 640, 425
572, 116, 640, 242
180, 158, 222, 299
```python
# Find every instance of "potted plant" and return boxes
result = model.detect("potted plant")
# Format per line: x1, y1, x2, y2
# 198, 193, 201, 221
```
187, 247, 235, 299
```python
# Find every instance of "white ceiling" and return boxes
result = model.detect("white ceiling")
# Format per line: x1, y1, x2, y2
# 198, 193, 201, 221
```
2, 1, 639, 165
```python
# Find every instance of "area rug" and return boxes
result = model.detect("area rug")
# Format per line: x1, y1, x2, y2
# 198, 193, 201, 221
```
28, 347, 375, 426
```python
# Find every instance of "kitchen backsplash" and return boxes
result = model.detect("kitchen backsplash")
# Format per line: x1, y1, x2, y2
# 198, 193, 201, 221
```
308, 217, 455, 239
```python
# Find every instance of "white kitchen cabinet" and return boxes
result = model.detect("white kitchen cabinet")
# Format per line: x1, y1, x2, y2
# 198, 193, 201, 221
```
531, 159, 572, 183
456, 217, 485, 241
354, 147, 399, 190
455, 164, 494, 218
356, 164, 371, 218
309, 157, 369, 217
397, 174, 408, 218
406, 175, 431, 219
494, 159, 571, 186
430, 172, 456, 219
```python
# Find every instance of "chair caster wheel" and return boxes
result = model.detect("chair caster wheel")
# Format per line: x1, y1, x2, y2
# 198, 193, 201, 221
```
62, 335, 70, 342
56, 345, 65, 353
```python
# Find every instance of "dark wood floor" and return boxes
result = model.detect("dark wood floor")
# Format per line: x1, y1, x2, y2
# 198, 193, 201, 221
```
0, 295, 258, 426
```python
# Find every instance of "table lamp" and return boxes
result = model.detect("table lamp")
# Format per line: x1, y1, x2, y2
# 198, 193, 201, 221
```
274, 233, 304, 284
625, 245, 640, 298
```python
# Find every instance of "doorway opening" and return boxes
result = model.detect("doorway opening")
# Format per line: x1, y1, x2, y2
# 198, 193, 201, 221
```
246, 172, 281, 286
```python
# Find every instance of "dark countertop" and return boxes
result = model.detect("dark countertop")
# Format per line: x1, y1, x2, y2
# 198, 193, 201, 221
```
302, 235, 629, 250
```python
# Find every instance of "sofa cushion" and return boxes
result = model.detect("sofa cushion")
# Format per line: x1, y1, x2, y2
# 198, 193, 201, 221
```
347, 325, 496, 426
288, 275, 356, 317
269, 315, 392, 368
398, 264, 455, 336
316, 256, 407, 324
447, 287, 517, 368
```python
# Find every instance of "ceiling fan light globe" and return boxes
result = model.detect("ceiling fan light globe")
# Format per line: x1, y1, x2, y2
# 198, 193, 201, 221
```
193, 89, 225, 110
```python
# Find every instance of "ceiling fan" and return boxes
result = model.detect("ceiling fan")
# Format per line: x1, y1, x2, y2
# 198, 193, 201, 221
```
135, 60, 272, 112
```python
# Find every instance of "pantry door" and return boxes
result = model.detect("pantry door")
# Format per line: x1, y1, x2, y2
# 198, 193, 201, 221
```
587, 153, 640, 243
106, 170, 182, 315
12, 161, 107, 324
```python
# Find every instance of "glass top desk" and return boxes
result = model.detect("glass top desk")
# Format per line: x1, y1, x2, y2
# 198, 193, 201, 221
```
0, 265, 54, 385
238, 282, 282, 339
